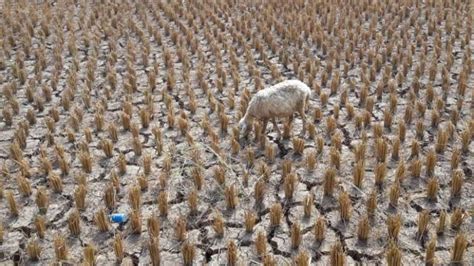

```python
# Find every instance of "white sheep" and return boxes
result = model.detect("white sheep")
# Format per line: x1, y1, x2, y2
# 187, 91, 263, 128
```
239, 79, 311, 139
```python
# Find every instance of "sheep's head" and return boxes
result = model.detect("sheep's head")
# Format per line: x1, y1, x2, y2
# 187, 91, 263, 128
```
238, 117, 251, 137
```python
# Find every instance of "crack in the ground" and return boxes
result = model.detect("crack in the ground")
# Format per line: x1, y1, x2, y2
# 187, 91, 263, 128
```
346, 246, 382, 262
299, 179, 322, 191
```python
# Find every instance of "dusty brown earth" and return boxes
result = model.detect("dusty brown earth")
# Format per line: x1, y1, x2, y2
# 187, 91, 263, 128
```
0, 0, 473, 265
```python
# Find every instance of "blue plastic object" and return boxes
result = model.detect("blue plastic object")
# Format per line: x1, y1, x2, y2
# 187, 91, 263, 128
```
110, 213, 128, 223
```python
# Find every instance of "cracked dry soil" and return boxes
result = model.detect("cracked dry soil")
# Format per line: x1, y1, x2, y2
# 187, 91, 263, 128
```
0, 0, 473, 265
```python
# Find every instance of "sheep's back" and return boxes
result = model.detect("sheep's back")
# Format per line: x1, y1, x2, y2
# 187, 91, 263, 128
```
250, 84, 305, 119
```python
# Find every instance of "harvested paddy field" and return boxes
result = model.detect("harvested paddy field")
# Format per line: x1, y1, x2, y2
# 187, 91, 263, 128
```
0, 0, 472, 265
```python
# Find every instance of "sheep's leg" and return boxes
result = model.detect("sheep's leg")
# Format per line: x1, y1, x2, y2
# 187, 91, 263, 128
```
272, 118, 281, 139
288, 113, 294, 126
287, 114, 295, 138
261, 118, 269, 136
299, 106, 307, 137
